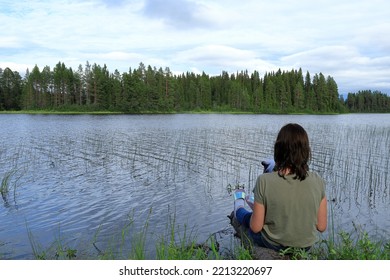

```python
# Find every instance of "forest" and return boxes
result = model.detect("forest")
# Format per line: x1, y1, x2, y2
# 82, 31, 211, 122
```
0, 61, 389, 113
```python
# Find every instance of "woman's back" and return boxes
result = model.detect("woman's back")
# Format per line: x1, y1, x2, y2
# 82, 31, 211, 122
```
254, 171, 325, 248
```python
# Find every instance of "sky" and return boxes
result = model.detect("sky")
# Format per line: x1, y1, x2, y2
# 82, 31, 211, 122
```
1, 0, 389, 95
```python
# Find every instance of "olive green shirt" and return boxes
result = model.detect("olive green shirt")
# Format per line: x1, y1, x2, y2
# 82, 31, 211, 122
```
254, 171, 326, 248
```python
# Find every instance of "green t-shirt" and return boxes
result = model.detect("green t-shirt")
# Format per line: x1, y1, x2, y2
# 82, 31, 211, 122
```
254, 171, 326, 248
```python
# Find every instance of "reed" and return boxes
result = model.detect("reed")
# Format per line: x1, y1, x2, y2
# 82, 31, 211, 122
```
129, 209, 151, 260
0, 171, 16, 205
6, 209, 388, 260
155, 211, 217, 260
27, 227, 47, 260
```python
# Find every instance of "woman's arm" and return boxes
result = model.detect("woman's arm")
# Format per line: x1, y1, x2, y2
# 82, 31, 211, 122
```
249, 202, 265, 233
316, 197, 327, 232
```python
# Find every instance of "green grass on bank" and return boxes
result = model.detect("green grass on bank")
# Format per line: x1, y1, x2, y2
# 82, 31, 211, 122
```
316, 231, 390, 260
3, 213, 388, 260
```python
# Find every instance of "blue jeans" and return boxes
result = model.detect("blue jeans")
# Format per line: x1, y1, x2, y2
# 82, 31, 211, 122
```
235, 208, 287, 252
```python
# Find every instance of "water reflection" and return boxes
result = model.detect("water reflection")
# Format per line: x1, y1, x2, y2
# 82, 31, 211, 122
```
0, 114, 389, 259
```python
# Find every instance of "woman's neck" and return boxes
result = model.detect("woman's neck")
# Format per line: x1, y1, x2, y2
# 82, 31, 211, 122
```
278, 167, 291, 176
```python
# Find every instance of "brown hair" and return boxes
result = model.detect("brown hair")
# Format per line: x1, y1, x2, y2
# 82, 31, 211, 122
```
274, 123, 311, 180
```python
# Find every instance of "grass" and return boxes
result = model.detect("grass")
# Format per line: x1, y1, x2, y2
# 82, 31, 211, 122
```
278, 232, 389, 260
27, 227, 47, 260
316, 231, 390, 260
155, 211, 225, 260
18, 208, 389, 260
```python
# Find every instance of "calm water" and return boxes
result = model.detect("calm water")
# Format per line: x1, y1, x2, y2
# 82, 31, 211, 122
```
0, 114, 389, 259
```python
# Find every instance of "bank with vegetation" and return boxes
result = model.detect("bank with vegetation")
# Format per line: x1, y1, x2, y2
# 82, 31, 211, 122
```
23, 219, 390, 260
1, 62, 389, 114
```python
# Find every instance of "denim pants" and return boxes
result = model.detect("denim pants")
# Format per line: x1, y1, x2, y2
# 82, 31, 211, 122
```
235, 207, 287, 252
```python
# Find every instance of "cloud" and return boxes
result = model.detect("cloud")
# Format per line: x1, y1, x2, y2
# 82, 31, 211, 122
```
352, 22, 390, 57
281, 46, 390, 93
142, 0, 216, 29
99, 0, 127, 8
0, 37, 24, 49
94, 51, 144, 61
175, 44, 275, 74
0, 62, 33, 75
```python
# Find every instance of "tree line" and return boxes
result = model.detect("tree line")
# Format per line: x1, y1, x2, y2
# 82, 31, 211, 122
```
0, 62, 389, 113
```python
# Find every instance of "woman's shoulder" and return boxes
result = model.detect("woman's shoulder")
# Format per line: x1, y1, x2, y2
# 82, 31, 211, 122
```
306, 171, 325, 185
307, 170, 323, 178
258, 171, 279, 179
256, 171, 280, 186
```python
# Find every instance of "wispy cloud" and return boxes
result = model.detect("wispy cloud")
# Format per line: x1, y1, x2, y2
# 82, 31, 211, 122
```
142, 0, 217, 29
175, 45, 275, 75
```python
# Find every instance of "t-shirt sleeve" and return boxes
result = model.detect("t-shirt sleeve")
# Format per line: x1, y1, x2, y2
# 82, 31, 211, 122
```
254, 175, 265, 205
320, 177, 326, 199
311, 171, 326, 200
314, 172, 326, 199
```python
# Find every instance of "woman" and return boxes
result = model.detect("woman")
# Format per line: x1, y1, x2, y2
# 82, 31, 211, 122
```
234, 123, 327, 251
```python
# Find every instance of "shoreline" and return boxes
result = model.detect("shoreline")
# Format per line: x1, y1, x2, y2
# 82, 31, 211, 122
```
0, 110, 346, 115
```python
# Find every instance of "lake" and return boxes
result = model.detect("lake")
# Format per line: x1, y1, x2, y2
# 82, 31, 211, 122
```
0, 113, 389, 259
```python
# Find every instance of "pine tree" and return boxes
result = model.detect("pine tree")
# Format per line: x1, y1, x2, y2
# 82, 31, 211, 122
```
0, 67, 22, 110
293, 81, 305, 111
326, 76, 339, 111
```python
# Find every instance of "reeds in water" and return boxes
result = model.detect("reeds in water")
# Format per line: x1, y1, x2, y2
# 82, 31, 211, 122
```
0, 170, 16, 206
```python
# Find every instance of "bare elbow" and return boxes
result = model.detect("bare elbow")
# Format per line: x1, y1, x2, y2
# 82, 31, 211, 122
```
316, 222, 327, 232
250, 223, 263, 233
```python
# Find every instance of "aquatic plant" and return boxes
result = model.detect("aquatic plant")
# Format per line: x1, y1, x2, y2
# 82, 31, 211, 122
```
27, 228, 47, 260
0, 171, 15, 205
